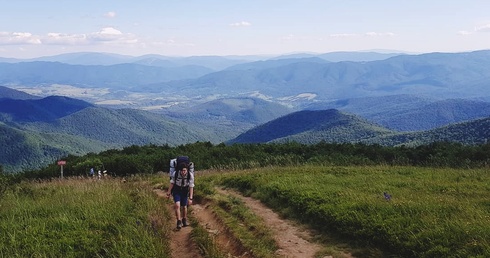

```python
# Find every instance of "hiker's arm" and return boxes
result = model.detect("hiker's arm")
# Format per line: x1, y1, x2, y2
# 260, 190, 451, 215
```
167, 164, 176, 197
167, 183, 174, 197
189, 170, 195, 201
189, 187, 194, 200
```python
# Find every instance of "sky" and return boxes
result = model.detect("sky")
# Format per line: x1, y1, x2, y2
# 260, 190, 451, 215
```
1, 0, 490, 59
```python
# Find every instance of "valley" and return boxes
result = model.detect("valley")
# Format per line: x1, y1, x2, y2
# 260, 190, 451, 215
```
1, 50, 490, 172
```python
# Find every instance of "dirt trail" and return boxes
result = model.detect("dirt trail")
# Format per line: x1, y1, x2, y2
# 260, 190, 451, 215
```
154, 187, 352, 258
153, 189, 202, 258
216, 188, 326, 258
154, 189, 250, 257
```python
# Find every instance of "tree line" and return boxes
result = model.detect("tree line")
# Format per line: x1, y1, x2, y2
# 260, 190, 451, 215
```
0, 141, 486, 181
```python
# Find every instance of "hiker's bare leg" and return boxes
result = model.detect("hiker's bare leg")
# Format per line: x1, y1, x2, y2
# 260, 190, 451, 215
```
174, 202, 181, 220
182, 205, 188, 220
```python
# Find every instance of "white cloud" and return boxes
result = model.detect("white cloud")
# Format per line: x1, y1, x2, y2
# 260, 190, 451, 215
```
96, 27, 123, 36
329, 33, 358, 38
0, 32, 41, 45
230, 21, 251, 27
88, 27, 136, 43
329, 32, 395, 38
104, 11, 116, 18
459, 23, 490, 35
0, 27, 137, 46
365, 32, 395, 37
458, 30, 473, 35
44, 33, 88, 45
475, 24, 490, 32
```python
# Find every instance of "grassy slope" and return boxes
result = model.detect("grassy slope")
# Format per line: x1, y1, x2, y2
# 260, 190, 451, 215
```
0, 177, 171, 257
215, 166, 490, 257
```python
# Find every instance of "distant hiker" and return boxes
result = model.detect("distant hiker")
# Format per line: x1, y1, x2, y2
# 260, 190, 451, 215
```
166, 156, 195, 230
98, 170, 102, 180
90, 167, 94, 177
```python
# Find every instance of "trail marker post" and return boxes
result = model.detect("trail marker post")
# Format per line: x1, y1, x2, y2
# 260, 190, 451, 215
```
57, 160, 66, 179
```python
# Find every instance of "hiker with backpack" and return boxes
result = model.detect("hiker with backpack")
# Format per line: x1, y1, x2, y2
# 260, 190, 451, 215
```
166, 156, 195, 230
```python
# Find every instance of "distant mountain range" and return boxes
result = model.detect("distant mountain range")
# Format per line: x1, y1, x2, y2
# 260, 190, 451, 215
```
0, 51, 399, 68
0, 87, 291, 172
5, 50, 490, 111
2, 50, 490, 172
1, 87, 489, 172
306, 95, 490, 131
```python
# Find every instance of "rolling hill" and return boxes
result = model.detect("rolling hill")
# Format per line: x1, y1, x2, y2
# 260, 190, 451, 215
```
0, 96, 94, 122
306, 95, 490, 131
227, 109, 394, 144
3, 50, 490, 172
1, 96, 293, 172
228, 108, 490, 147
165, 97, 292, 124
4, 50, 490, 105
161, 97, 293, 141
0, 106, 216, 172
0, 85, 40, 100
146, 50, 490, 102
0, 62, 213, 89
362, 116, 490, 146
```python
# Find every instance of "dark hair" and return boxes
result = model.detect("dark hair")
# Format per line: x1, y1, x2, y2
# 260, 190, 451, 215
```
177, 162, 189, 170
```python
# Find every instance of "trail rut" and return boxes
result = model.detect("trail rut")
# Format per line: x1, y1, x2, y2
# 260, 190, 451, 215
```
154, 187, 353, 258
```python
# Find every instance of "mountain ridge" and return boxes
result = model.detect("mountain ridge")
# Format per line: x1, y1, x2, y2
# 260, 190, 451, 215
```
2, 50, 490, 172
228, 109, 490, 146
227, 109, 393, 144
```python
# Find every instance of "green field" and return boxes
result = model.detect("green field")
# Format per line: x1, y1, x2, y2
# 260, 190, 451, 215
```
212, 165, 490, 257
1, 165, 489, 257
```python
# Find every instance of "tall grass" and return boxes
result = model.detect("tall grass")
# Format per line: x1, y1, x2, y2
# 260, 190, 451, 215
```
217, 165, 490, 257
0, 177, 171, 258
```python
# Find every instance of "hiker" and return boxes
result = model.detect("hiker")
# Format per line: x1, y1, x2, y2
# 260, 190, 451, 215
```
166, 156, 195, 230
90, 167, 94, 178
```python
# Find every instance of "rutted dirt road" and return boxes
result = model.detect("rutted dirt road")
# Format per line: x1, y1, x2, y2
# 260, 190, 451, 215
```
216, 188, 324, 258
154, 188, 352, 258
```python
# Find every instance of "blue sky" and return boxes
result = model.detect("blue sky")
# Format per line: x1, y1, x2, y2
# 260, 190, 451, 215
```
1, 0, 489, 58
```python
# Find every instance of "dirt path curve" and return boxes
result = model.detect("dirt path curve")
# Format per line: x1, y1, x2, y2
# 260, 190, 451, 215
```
154, 187, 353, 258
217, 188, 327, 258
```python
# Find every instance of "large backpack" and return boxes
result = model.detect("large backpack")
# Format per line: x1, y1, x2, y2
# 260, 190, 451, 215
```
169, 156, 192, 187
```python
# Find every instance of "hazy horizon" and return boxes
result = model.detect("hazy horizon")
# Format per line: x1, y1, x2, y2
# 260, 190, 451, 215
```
2, 1, 490, 59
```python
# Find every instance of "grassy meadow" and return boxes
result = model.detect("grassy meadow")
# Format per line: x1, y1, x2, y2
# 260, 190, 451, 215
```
0, 177, 171, 258
209, 165, 490, 258
1, 165, 489, 257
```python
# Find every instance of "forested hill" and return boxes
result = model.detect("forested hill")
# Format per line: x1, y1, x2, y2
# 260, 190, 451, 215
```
363, 116, 490, 146
227, 109, 393, 144
0, 85, 39, 100
228, 109, 490, 146
305, 95, 490, 132
0, 96, 93, 122
0, 107, 214, 173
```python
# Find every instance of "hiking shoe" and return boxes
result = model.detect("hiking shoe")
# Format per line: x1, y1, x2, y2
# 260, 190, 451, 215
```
176, 220, 182, 230
182, 218, 188, 227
